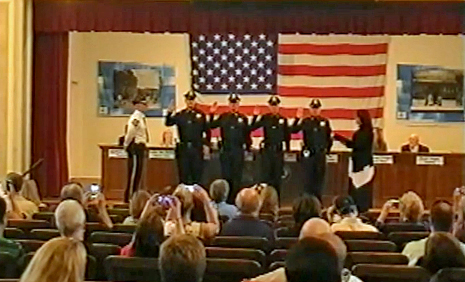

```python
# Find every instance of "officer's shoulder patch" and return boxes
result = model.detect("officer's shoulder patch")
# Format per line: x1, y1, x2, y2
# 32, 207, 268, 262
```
132, 119, 140, 126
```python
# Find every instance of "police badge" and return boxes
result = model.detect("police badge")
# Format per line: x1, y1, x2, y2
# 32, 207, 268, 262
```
279, 119, 284, 124
196, 113, 202, 119
320, 121, 326, 127
303, 150, 310, 157
238, 118, 243, 123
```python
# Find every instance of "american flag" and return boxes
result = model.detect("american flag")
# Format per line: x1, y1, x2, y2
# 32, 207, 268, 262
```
192, 34, 389, 138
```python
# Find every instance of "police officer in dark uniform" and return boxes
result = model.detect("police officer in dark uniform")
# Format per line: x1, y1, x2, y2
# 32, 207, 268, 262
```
165, 91, 209, 185
209, 93, 251, 203
250, 95, 290, 196
291, 99, 332, 200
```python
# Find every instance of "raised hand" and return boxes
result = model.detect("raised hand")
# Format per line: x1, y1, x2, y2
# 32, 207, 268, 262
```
167, 100, 175, 113
296, 107, 304, 119
210, 102, 219, 114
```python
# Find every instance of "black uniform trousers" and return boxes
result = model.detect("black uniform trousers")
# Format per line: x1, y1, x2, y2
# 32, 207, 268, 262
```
260, 146, 284, 196
125, 142, 146, 203
349, 179, 373, 213
301, 151, 326, 201
220, 146, 244, 204
175, 142, 203, 185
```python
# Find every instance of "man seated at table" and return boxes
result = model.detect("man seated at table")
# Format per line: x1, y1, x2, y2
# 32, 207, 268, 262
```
401, 134, 430, 153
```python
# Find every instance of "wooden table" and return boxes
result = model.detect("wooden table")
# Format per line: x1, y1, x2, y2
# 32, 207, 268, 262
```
99, 144, 464, 207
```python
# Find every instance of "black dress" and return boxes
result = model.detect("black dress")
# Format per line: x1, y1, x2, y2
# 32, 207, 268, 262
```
335, 127, 374, 213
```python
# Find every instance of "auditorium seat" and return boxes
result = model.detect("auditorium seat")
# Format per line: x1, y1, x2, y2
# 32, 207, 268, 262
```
109, 214, 124, 224
85, 222, 111, 233
268, 261, 285, 272
0, 253, 18, 278
32, 212, 55, 225
205, 258, 262, 282
7, 219, 50, 232
205, 247, 266, 268
275, 227, 298, 238
345, 252, 408, 269
259, 213, 275, 222
352, 264, 431, 282
113, 203, 130, 209
335, 231, 385, 241
269, 249, 287, 264
30, 229, 60, 241
108, 208, 130, 218
4, 228, 25, 240
277, 215, 294, 222
387, 231, 430, 251
380, 223, 428, 234
104, 256, 160, 282
112, 223, 136, 234
275, 237, 298, 249
278, 208, 292, 216
211, 236, 270, 252
17, 239, 44, 253
89, 231, 132, 247
431, 268, 465, 282
274, 219, 294, 229
88, 243, 121, 280
345, 240, 397, 252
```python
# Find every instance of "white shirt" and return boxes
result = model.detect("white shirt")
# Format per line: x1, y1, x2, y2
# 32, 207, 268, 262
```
331, 217, 379, 233
402, 237, 465, 266
250, 267, 363, 282
124, 110, 148, 147
410, 145, 419, 153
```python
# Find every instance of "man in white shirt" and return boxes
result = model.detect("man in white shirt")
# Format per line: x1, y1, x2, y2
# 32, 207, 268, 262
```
403, 200, 465, 266
400, 134, 430, 153
124, 98, 149, 202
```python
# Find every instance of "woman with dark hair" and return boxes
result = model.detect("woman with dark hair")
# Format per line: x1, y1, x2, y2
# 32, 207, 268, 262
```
334, 110, 374, 213
276, 195, 322, 237
420, 232, 465, 275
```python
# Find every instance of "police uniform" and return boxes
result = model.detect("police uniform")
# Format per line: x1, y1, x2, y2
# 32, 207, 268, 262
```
124, 99, 149, 202
210, 94, 251, 203
291, 99, 332, 200
250, 95, 290, 195
165, 92, 209, 185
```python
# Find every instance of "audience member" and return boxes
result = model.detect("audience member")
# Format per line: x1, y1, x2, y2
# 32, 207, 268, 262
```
4, 173, 38, 219
55, 200, 86, 241
123, 190, 151, 225
401, 134, 430, 153
165, 184, 219, 240
452, 188, 465, 243
159, 234, 206, 282
330, 195, 378, 232
373, 127, 388, 152
277, 195, 322, 237
60, 183, 113, 229
20, 179, 45, 207
0, 196, 24, 259
220, 188, 274, 243
257, 185, 279, 222
403, 200, 465, 265
377, 191, 426, 231
19, 237, 87, 282
209, 179, 238, 221
420, 232, 465, 275
285, 237, 341, 282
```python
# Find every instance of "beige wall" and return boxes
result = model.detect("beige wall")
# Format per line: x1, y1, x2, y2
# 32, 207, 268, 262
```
0, 2, 9, 178
68, 32, 464, 178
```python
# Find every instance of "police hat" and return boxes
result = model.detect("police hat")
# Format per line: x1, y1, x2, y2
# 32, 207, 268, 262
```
309, 99, 322, 109
132, 96, 148, 105
268, 95, 281, 106
228, 93, 241, 103
184, 91, 197, 101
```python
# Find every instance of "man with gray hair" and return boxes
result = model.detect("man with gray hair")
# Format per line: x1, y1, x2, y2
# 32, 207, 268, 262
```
159, 234, 206, 282
209, 179, 238, 220
54, 200, 86, 241
220, 188, 274, 242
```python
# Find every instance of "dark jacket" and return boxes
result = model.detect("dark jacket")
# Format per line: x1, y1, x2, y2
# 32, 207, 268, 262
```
165, 108, 210, 147
209, 112, 252, 150
401, 144, 430, 153
220, 215, 274, 243
335, 128, 374, 172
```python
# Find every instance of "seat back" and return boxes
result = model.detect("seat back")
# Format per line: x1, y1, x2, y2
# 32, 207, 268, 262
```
269, 249, 288, 264
269, 261, 285, 272
205, 247, 266, 267
89, 231, 132, 246
381, 223, 427, 234
335, 231, 385, 240
32, 212, 55, 225
108, 208, 130, 218
105, 255, 160, 282
345, 252, 409, 269
0, 252, 17, 278
7, 220, 50, 232
88, 243, 121, 280
211, 236, 270, 252
4, 228, 25, 240
387, 231, 430, 251
112, 224, 136, 234
275, 227, 299, 238
16, 240, 44, 253
85, 222, 111, 233
113, 203, 129, 209
275, 237, 298, 249
30, 229, 60, 241
431, 268, 465, 282
259, 213, 275, 222
352, 264, 431, 282
204, 258, 262, 282
345, 240, 397, 252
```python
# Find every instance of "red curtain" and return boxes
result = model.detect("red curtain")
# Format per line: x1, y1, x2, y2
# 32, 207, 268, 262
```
32, 32, 69, 198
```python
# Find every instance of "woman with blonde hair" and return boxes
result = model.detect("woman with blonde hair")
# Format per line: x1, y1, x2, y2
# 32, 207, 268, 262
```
20, 179, 43, 207
19, 237, 87, 282
257, 185, 279, 222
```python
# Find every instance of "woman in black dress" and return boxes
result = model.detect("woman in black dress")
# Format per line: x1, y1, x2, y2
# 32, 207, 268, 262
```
334, 110, 374, 213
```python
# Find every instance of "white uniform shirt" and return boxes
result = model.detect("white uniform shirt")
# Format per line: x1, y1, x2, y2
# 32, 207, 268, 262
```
402, 237, 465, 266
124, 110, 149, 147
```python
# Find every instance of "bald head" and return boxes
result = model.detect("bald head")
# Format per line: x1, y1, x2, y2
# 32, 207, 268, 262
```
235, 188, 261, 216
316, 233, 347, 270
299, 218, 331, 240
409, 134, 420, 147
55, 200, 86, 241
60, 183, 84, 204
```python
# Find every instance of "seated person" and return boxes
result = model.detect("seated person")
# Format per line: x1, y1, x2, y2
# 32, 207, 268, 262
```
164, 184, 219, 240
276, 195, 321, 237
123, 190, 151, 225
401, 134, 430, 153
419, 232, 465, 275
209, 179, 238, 221
257, 185, 279, 222
0, 197, 24, 259
4, 173, 38, 219
376, 191, 427, 232
403, 200, 465, 266
55, 200, 86, 241
20, 179, 46, 208
160, 129, 175, 147
60, 183, 113, 229
220, 188, 274, 243
330, 195, 378, 232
